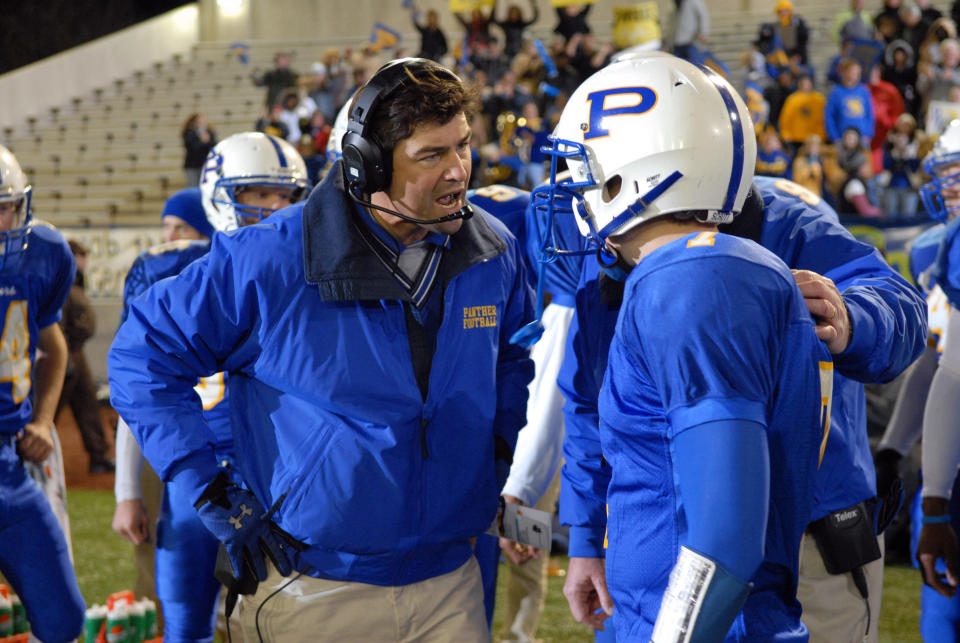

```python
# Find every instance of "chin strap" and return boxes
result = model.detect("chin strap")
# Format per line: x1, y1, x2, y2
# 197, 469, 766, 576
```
651, 546, 751, 643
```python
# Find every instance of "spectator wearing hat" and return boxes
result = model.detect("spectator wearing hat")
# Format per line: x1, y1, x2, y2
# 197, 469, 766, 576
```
774, 0, 810, 64
884, 40, 920, 115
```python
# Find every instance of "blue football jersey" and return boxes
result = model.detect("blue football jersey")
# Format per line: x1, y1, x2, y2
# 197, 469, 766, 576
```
0, 223, 75, 434
599, 232, 829, 640
121, 239, 231, 451
933, 216, 960, 309
468, 185, 535, 280
910, 224, 945, 294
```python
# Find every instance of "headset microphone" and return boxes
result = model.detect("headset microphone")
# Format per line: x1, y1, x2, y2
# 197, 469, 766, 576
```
347, 181, 474, 225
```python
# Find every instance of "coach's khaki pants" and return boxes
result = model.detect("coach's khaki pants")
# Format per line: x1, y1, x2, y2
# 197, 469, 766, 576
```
798, 532, 884, 643
238, 556, 488, 642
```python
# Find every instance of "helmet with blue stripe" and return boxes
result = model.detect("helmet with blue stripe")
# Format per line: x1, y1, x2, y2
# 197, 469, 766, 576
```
326, 92, 356, 164
920, 120, 960, 223
541, 51, 756, 243
0, 145, 33, 264
200, 131, 309, 232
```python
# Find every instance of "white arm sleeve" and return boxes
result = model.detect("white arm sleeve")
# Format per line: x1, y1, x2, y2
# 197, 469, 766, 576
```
878, 343, 939, 455
922, 311, 960, 500
114, 416, 145, 503
501, 304, 574, 507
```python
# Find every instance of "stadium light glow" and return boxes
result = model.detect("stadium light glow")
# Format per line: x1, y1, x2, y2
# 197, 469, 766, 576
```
217, 0, 244, 17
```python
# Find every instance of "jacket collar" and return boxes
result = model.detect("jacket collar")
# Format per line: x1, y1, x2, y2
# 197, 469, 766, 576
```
303, 162, 507, 302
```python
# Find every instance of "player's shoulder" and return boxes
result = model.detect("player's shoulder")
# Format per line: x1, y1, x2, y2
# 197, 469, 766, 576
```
26, 219, 70, 251
755, 176, 839, 224
23, 220, 72, 271
134, 239, 210, 281
468, 185, 530, 240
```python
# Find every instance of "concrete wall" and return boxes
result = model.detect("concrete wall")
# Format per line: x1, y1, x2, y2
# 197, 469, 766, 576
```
0, 5, 200, 132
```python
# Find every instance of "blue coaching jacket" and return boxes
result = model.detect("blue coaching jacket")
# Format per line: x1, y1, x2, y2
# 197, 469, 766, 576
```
109, 163, 535, 586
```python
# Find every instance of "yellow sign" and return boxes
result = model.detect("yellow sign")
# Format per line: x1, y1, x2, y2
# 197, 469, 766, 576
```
612, 3, 661, 49
551, 0, 597, 8
449, 0, 494, 12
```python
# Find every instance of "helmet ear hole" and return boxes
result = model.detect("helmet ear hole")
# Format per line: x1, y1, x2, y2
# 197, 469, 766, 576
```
602, 175, 622, 203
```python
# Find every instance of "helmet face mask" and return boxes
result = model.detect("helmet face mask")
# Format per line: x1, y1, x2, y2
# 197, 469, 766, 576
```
200, 132, 310, 232
0, 145, 33, 267
921, 121, 960, 223
541, 52, 757, 243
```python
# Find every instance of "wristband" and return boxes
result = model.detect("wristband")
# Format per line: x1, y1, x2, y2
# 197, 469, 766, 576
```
922, 515, 952, 525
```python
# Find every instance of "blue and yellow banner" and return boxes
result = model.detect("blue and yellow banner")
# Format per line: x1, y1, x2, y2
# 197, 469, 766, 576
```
369, 22, 401, 52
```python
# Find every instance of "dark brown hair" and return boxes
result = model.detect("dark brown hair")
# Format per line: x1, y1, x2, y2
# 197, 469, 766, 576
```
366, 63, 480, 153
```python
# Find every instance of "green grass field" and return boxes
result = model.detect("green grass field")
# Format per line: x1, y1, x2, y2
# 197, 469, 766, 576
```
67, 489, 924, 642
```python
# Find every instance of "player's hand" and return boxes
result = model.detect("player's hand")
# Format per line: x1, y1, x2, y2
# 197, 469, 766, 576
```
564, 556, 614, 630
113, 499, 150, 545
17, 422, 54, 462
792, 269, 851, 354
917, 497, 959, 598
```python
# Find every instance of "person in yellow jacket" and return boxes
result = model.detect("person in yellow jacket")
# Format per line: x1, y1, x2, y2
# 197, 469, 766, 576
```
779, 74, 827, 156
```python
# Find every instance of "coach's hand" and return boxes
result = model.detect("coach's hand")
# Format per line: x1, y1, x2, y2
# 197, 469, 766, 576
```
792, 269, 851, 354
499, 495, 541, 565
113, 498, 150, 545
564, 556, 613, 630
917, 497, 959, 598
17, 421, 54, 462
194, 472, 305, 582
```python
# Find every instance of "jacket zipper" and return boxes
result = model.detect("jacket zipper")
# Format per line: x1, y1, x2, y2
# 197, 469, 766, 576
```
420, 418, 429, 458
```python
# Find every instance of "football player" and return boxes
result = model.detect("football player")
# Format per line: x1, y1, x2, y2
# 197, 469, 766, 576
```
111, 133, 307, 642
550, 52, 916, 642
0, 144, 85, 641
911, 120, 960, 641
558, 53, 925, 643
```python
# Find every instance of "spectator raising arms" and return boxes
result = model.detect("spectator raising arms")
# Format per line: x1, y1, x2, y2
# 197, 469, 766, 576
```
411, 5, 448, 62
493, 0, 539, 58
251, 52, 299, 107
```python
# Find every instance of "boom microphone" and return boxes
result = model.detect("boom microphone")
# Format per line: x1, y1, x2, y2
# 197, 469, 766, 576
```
348, 181, 474, 225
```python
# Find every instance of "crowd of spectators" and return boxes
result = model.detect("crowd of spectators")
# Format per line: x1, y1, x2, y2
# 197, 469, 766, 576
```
237, 0, 960, 221
746, 0, 960, 221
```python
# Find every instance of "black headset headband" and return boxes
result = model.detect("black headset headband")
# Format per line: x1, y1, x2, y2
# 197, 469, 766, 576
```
342, 58, 460, 195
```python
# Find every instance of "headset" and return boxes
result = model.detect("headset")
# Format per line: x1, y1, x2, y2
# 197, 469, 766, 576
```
341, 57, 473, 224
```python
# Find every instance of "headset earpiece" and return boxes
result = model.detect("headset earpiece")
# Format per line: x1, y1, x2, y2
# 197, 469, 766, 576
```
341, 58, 459, 195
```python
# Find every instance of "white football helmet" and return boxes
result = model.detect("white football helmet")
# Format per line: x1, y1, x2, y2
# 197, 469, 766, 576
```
0, 145, 32, 230
200, 132, 309, 232
326, 92, 356, 164
0, 145, 33, 263
921, 120, 960, 223
540, 52, 756, 242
